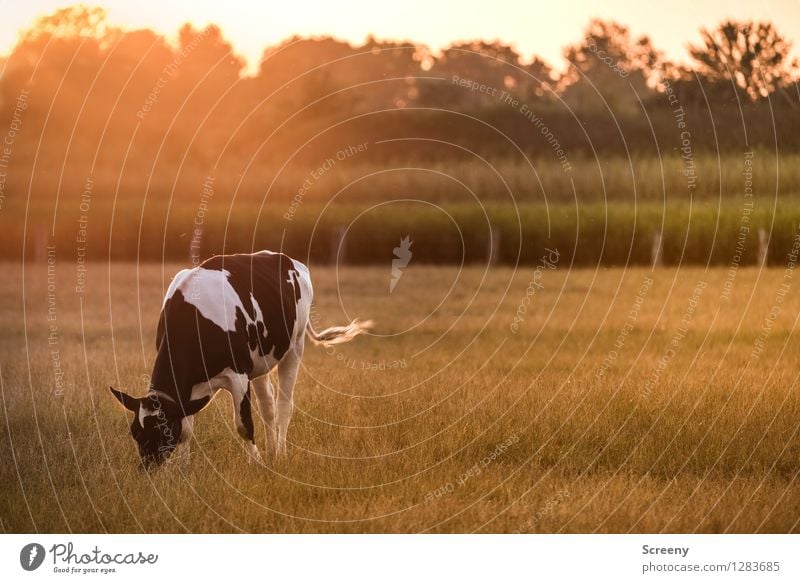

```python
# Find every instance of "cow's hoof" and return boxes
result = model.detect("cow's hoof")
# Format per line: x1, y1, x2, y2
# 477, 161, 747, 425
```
246, 443, 263, 465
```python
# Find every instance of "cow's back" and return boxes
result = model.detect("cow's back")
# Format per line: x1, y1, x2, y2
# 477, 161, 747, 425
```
199, 251, 304, 362
152, 251, 308, 397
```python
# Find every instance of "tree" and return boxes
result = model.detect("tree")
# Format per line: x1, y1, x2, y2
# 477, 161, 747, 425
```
422, 41, 550, 109
526, 57, 555, 98
561, 19, 661, 115
255, 36, 357, 116
3, 5, 108, 104
358, 36, 424, 108
688, 21, 797, 100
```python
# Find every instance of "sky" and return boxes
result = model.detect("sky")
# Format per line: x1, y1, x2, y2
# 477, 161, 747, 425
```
1, 0, 799, 74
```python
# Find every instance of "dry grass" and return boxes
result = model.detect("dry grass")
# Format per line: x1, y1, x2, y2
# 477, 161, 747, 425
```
1, 261, 799, 533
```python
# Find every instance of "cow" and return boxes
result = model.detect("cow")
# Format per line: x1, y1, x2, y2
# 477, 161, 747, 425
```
109, 250, 371, 470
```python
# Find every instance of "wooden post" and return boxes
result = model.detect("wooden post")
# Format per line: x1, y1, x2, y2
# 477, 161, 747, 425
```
331, 226, 346, 265
651, 230, 663, 268
488, 227, 500, 266
757, 228, 769, 268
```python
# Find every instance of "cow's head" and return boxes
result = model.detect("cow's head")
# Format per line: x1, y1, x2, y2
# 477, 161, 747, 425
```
109, 387, 209, 470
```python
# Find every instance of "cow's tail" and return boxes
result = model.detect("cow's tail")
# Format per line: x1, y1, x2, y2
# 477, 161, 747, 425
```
305, 318, 373, 346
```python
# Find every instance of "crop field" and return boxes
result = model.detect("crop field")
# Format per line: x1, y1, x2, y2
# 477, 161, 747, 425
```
1, 261, 800, 533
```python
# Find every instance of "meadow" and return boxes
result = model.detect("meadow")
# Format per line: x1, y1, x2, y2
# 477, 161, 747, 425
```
1, 260, 799, 533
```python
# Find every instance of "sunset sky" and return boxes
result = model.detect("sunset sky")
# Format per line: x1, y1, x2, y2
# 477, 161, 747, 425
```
1, 0, 798, 73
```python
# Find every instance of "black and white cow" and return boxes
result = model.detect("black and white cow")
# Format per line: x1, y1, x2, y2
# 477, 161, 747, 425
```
110, 251, 371, 469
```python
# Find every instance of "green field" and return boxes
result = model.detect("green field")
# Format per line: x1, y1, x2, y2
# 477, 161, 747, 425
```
1, 261, 799, 533
6, 200, 800, 267
4, 149, 800, 266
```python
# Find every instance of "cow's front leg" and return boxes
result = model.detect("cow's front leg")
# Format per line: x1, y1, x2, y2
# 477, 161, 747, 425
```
227, 372, 262, 464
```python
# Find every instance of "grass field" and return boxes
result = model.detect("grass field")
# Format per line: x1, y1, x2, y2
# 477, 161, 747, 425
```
1, 261, 800, 533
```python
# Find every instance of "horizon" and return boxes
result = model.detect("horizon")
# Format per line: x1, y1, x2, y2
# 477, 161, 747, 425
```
1, 0, 799, 74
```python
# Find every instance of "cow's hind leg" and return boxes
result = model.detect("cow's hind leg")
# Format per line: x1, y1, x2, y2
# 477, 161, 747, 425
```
226, 371, 262, 464
276, 348, 303, 456
252, 374, 277, 459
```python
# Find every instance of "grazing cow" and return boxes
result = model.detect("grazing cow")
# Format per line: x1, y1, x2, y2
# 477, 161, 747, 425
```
110, 251, 371, 469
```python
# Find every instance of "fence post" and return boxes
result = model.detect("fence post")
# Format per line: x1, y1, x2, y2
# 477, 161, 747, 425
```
757, 228, 769, 268
331, 226, 346, 265
488, 227, 500, 266
651, 230, 663, 268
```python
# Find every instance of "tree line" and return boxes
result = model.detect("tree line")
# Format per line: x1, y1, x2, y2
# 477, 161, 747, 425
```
0, 6, 797, 208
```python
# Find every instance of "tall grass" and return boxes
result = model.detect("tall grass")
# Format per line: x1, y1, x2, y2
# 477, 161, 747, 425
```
261, 151, 790, 204
3, 151, 793, 209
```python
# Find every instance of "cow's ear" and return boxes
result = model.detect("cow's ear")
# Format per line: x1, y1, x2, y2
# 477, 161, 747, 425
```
109, 387, 139, 412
